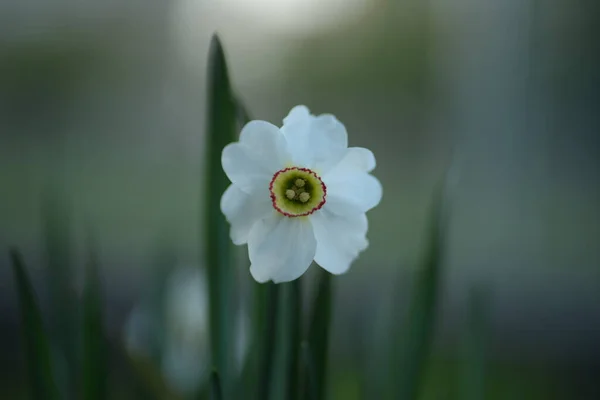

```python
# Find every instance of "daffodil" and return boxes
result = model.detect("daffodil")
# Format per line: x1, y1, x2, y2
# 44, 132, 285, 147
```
221, 105, 382, 283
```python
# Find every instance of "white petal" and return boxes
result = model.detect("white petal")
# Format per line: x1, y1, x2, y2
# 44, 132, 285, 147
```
248, 213, 316, 283
283, 105, 311, 126
220, 184, 273, 245
238, 120, 290, 171
312, 209, 369, 274
324, 172, 383, 216
281, 106, 347, 171
221, 121, 289, 194
222, 143, 271, 194
310, 114, 349, 172
325, 147, 376, 177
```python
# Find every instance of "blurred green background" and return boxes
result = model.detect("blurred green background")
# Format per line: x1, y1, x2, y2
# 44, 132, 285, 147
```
1, 0, 599, 399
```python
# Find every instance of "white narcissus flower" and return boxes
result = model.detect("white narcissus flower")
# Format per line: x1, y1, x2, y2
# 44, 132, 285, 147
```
221, 105, 382, 283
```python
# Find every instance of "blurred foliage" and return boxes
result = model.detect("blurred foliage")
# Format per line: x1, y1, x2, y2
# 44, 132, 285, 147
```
41, 185, 76, 397
203, 33, 237, 396
269, 281, 302, 400
10, 249, 60, 400
243, 282, 280, 400
209, 370, 223, 400
304, 270, 332, 400
389, 182, 445, 400
458, 287, 490, 400
82, 239, 108, 400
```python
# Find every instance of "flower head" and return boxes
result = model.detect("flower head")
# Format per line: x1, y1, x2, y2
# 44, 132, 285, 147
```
221, 105, 382, 283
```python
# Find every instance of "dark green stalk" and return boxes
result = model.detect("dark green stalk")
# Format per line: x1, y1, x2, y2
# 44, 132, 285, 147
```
203, 33, 237, 395
391, 181, 448, 400
82, 239, 108, 400
304, 270, 332, 400
10, 248, 60, 400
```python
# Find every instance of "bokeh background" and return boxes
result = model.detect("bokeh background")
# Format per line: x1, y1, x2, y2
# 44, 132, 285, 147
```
1, 0, 599, 398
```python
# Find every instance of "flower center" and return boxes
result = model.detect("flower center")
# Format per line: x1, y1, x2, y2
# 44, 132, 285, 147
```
269, 167, 327, 217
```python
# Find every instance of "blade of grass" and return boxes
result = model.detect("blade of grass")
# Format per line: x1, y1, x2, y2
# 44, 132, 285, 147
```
459, 286, 490, 400
234, 95, 252, 128
42, 187, 76, 394
10, 248, 60, 399
270, 281, 302, 400
210, 370, 223, 400
242, 282, 279, 400
303, 269, 332, 400
300, 341, 317, 400
391, 181, 448, 400
287, 280, 302, 400
82, 238, 108, 400
203, 33, 237, 394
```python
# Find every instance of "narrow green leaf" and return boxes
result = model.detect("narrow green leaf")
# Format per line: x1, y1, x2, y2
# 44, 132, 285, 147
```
41, 187, 76, 394
286, 280, 303, 400
270, 280, 302, 400
392, 183, 447, 400
210, 370, 223, 400
459, 286, 490, 400
300, 341, 318, 400
244, 282, 279, 400
82, 239, 108, 400
304, 269, 332, 400
234, 95, 252, 127
203, 32, 237, 393
10, 248, 60, 399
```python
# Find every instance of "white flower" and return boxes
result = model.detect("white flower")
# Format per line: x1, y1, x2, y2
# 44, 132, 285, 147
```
221, 105, 382, 283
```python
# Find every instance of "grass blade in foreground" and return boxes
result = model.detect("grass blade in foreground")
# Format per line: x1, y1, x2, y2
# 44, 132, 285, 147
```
269, 281, 302, 400
459, 286, 489, 400
303, 269, 332, 400
392, 183, 447, 400
203, 33, 237, 392
241, 282, 279, 400
300, 341, 318, 400
286, 280, 302, 400
210, 370, 223, 400
234, 95, 252, 128
10, 248, 60, 399
82, 240, 108, 400
42, 187, 76, 393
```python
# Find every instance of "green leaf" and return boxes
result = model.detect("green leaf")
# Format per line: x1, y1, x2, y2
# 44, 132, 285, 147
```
82, 238, 108, 400
304, 269, 332, 400
234, 95, 252, 127
286, 280, 302, 400
210, 370, 223, 400
391, 182, 447, 400
300, 341, 317, 400
10, 248, 60, 400
240, 282, 279, 400
459, 286, 490, 400
203, 32, 237, 393
270, 280, 302, 400
41, 187, 76, 393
